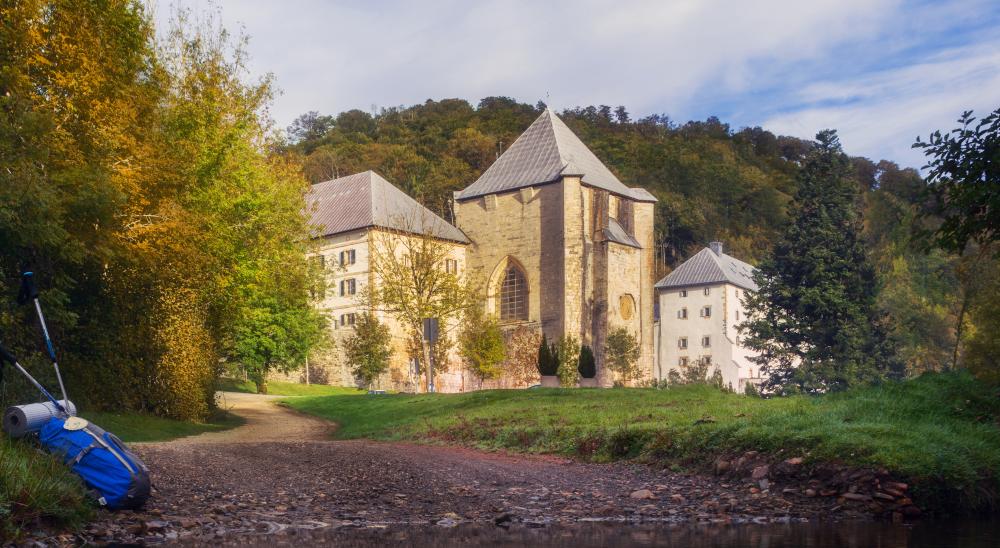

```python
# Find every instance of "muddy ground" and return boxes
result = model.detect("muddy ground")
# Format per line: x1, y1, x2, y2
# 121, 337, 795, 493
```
43, 392, 877, 545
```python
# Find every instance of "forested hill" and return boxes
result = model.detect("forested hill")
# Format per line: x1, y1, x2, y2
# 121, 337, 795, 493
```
281, 97, 923, 270
283, 96, 977, 375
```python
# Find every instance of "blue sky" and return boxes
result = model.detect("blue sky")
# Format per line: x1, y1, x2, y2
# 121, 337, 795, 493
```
153, 0, 1000, 169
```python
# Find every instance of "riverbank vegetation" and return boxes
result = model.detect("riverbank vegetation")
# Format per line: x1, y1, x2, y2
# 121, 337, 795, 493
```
287, 372, 1000, 512
0, 438, 90, 540
0, 408, 241, 540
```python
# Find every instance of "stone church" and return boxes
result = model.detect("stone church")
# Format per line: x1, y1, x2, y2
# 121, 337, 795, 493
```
295, 109, 657, 391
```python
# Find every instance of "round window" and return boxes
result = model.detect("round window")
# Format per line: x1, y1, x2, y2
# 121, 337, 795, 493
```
619, 294, 635, 320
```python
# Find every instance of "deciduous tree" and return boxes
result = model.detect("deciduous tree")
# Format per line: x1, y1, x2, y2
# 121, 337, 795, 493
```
342, 312, 392, 390
458, 308, 506, 388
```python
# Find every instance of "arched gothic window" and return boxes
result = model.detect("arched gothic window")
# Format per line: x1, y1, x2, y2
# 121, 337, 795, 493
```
499, 264, 528, 321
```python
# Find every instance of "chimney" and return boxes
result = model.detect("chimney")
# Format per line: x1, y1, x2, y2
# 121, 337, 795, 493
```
709, 241, 723, 256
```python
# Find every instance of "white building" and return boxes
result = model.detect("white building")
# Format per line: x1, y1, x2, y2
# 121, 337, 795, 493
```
297, 170, 470, 391
653, 242, 762, 392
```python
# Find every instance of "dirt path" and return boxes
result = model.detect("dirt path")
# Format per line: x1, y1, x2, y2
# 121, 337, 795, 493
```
164, 391, 334, 444
76, 393, 867, 545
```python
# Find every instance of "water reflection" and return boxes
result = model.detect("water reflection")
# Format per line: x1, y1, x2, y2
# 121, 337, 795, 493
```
183, 519, 999, 547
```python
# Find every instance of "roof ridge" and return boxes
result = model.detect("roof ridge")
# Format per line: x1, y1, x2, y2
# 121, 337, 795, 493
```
457, 109, 633, 201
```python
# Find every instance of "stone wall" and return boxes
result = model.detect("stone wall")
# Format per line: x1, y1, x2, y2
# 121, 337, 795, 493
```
454, 182, 564, 341
633, 201, 657, 381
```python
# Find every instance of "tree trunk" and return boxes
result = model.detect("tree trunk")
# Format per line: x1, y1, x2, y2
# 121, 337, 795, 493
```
952, 292, 970, 371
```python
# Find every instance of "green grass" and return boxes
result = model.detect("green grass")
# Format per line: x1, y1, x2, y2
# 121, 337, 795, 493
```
286, 372, 1000, 512
81, 410, 244, 443
1, 408, 242, 540
217, 377, 364, 397
1, 438, 91, 541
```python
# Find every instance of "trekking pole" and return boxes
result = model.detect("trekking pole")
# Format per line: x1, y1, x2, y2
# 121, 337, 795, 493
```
18, 272, 70, 411
0, 342, 66, 413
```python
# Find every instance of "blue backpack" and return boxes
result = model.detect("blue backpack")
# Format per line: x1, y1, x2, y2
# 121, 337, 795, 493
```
39, 417, 151, 510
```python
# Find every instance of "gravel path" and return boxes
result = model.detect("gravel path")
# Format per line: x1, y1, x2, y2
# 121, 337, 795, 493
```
72, 392, 867, 545
161, 391, 334, 444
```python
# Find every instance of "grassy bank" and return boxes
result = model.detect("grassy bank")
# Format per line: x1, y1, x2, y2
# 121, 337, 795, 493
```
287, 372, 1000, 512
218, 377, 363, 397
0, 438, 91, 540
1, 408, 242, 540
82, 410, 244, 443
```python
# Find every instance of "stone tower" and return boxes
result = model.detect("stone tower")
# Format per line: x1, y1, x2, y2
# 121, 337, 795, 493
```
454, 110, 657, 385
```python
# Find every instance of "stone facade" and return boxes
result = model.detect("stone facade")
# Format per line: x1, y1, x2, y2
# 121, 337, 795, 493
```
455, 176, 656, 386
283, 110, 657, 391
274, 228, 469, 392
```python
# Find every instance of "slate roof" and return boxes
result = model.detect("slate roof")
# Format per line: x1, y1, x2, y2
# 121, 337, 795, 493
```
605, 218, 642, 248
628, 187, 657, 202
307, 171, 469, 244
654, 246, 758, 291
457, 109, 656, 202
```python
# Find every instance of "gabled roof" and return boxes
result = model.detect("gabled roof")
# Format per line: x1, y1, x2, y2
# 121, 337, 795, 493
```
457, 109, 655, 202
628, 187, 657, 202
308, 171, 469, 244
654, 246, 758, 291
605, 218, 642, 248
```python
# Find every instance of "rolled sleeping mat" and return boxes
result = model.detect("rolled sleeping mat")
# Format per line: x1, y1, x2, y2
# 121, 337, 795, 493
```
3, 400, 76, 438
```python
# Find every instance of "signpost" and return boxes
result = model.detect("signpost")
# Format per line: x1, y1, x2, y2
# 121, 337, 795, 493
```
422, 318, 439, 393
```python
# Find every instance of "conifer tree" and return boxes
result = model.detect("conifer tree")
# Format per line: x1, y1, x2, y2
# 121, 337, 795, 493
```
741, 130, 900, 393
537, 334, 557, 376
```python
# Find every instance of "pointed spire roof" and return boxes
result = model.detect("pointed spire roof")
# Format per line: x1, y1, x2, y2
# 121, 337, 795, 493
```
654, 245, 758, 291
308, 170, 469, 243
457, 109, 655, 202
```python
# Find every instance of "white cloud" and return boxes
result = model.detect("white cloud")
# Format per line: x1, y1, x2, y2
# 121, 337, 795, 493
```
762, 44, 1000, 169
148, 0, 999, 167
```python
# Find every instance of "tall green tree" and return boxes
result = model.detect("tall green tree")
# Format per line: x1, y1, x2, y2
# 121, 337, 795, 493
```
741, 130, 900, 393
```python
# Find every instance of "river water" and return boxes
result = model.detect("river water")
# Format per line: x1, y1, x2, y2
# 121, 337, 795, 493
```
199, 519, 1000, 547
